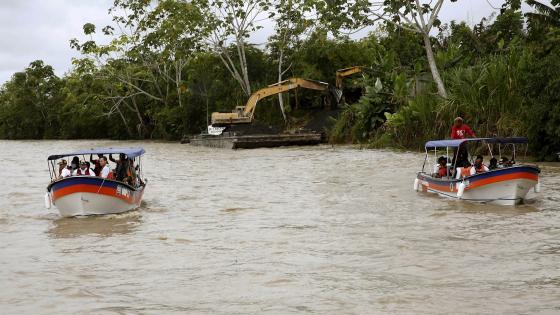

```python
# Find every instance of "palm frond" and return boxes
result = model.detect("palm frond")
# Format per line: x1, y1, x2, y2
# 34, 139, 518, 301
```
526, 0, 559, 16
526, 0, 560, 29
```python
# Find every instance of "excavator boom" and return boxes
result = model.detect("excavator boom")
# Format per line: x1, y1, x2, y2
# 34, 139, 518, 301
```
211, 78, 329, 126
335, 66, 364, 89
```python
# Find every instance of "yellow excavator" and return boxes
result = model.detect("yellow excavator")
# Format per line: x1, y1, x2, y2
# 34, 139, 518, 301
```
211, 78, 329, 126
335, 66, 371, 105
335, 66, 364, 90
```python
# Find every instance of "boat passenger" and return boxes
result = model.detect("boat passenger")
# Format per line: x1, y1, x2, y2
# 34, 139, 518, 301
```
73, 160, 96, 176
489, 157, 498, 170
110, 153, 130, 182
450, 117, 475, 168
470, 155, 489, 175
122, 158, 137, 186
59, 165, 72, 179
70, 156, 80, 171
451, 143, 470, 168
436, 156, 448, 178
450, 117, 476, 139
57, 159, 67, 176
499, 157, 514, 167
461, 161, 472, 178
499, 157, 508, 167
98, 157, 112, 179
90, 154, 104, 176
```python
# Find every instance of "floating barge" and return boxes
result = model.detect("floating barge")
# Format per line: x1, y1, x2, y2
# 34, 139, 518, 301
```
187, 132, 323, 149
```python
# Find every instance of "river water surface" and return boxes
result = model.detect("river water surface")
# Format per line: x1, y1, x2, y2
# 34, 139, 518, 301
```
1, 140, 559, 314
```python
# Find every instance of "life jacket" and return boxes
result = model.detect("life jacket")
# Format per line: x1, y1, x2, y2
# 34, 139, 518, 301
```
438, 166, 447, 177
107, 171, 115, 180
76, 168, 92, 176
461, 167, 471, 177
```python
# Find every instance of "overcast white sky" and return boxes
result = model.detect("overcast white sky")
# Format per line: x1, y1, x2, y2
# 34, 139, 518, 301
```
0, 0, 540, 83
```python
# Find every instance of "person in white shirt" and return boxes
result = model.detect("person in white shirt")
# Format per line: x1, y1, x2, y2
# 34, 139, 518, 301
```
59, 166, 72, 179
99, 157, 111, 179
57, 159, 67, 177
470, 155, 489, 175
73, 161, 95, 176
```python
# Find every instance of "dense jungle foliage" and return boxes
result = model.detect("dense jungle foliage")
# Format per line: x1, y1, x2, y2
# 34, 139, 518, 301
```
0, 0, 559, 160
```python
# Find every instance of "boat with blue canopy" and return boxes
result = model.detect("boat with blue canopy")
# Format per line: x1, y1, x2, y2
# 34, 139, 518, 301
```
414, 137, 540, 205
45, 147, 147, 217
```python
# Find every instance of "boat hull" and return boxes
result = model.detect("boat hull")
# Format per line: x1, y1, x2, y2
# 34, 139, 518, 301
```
416, 166, 540, 206
47, 177, 145, 217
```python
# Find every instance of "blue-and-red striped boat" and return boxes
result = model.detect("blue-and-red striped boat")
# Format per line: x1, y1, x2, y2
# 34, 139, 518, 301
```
45, 148, 147, 217
414, 138, 540, 205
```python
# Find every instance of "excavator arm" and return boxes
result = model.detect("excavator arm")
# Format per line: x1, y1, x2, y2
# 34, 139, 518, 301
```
211, 78, 329, 126
335, 66, 364, 89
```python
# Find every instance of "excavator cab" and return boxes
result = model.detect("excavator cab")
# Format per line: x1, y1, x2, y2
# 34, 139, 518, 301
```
234, 106, 245, 114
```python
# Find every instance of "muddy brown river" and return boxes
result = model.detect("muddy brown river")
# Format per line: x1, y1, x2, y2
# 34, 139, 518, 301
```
1, 140, 559, 314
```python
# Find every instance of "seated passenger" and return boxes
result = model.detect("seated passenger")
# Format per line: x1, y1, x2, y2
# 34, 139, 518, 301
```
99, 157, 112, 179
73, 160, 95, 176
489, 157, 498, 170
470, 155, 489, 175
59, 165, 72, 179
70, 156, 80, 171
499, 157, 508, 167
436, 156, 448, 178
90, 154, 104, 176
122, 158, 137, 186
57, 159, 67, 177
461, 161, 472, 178
499, 157, 514, 167
110, 153, 129, 182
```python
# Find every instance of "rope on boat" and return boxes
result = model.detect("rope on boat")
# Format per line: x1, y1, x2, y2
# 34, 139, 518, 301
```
97, 177, 106, 194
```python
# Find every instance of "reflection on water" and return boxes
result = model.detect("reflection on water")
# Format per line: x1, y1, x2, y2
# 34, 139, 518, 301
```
48, 211, 142, 238
0, 140, 559, 314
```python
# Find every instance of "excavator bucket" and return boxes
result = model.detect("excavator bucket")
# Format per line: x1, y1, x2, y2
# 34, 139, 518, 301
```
330, 86, 343, 104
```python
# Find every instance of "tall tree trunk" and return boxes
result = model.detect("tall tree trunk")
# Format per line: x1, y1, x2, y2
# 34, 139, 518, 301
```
237, 36, 251, 95
218, 50, 250, 96
130, 97, 145, 138
115, 105, 133, 137
423, 34, 448, 99
175, 59, 182, 109
277, 49, 287, 123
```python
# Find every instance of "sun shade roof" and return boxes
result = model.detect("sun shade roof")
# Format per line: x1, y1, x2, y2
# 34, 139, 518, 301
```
47, 147, 145, 160
425, 137, 528, 148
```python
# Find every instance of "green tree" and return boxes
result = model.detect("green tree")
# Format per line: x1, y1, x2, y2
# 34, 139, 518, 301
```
194, 0, 272, 96
0, 60, 63, 139
526, 0, 560, 27
315, 0, 457, 98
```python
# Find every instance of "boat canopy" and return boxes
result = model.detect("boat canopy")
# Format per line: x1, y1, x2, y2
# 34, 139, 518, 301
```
425, 137, 528, 149
47, 147, 145, 160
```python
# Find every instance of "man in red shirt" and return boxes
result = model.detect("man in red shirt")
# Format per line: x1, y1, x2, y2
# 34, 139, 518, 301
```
451, 117, 475, 139
450, 117, 475, 169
